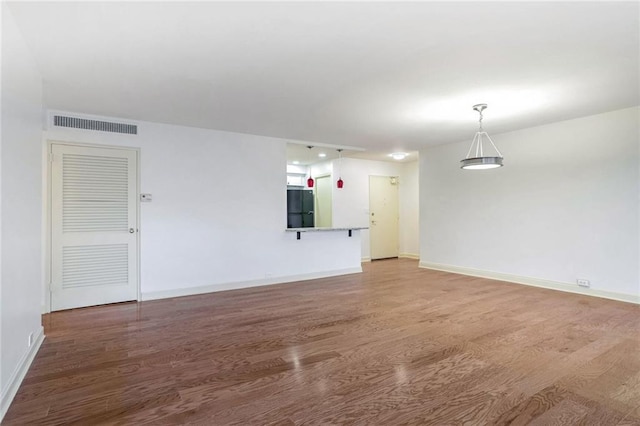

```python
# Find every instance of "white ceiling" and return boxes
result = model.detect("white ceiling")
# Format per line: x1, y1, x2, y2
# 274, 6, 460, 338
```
7, 2, 639, 157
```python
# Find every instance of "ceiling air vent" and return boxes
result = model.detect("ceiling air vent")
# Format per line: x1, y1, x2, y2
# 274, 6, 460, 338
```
53, 115, 137, 135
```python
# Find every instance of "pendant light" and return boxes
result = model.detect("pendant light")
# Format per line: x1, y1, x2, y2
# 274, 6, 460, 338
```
306, 146, 314, 187
460, 104, 504, 170
336, 149, 344, 189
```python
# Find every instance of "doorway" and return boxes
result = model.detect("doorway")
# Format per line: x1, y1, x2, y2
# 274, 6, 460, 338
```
49, 143, 139, 311
315, 175, 332, 227
369, 175, 399, 260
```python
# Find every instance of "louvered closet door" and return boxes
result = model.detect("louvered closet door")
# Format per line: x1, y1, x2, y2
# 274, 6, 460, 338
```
51, 144, 138, 311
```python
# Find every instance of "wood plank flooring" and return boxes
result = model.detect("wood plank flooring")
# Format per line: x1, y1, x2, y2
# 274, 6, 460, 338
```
4, 258, 640, 425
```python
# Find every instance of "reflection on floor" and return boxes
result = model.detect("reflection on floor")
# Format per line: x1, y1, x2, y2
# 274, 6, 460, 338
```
4, 258, 640, 424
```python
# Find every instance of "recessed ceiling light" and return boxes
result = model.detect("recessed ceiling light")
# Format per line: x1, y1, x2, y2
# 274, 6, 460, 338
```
389, 152, 408, 160
292, 160, 300, 165
318, 153, 327, 158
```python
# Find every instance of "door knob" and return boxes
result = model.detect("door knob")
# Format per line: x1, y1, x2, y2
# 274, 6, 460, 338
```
129, 228, 135, 233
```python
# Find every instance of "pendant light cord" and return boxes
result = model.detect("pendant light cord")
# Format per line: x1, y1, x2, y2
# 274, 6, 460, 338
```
476, 109, 483, 157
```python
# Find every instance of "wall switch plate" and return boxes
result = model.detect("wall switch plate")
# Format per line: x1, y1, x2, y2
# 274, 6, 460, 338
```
140, 193, 152, 202
577, 279, 590, 288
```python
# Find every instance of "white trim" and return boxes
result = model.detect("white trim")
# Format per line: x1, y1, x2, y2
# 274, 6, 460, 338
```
46, 139, 141, 151
0, 327, 45, 422
135, 148, 141, 302
399, 253, 419, 260
419, 261, 640, 305
42, 137, 52, 313
361, 257, 371, 263
45, 140, 141, 311
142, 267, 363, 301
368, 174, 400, 261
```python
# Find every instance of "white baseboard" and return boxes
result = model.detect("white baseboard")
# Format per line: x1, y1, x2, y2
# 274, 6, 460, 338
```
363, 254, 418, 261
142, 267, 363, 301
419, 261, 640, 305
1, 327, 45, 422
399, 253, 420, 260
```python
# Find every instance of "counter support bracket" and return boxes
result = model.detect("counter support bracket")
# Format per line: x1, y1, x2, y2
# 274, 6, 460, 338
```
286, 227, 367, 241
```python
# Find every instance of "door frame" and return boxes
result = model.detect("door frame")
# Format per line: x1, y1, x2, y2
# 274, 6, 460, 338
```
368, 174, 400, 260
44, 140, 141, 313
314, 173, 332, 228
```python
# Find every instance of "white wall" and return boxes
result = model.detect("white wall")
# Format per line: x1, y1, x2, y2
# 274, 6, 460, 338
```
0, 4, 44, 419
420, 107, 639, 301
310, 160, 333, 179
399, 161, 419, 257
45, 115, 362, 301
331, 157, 419, 260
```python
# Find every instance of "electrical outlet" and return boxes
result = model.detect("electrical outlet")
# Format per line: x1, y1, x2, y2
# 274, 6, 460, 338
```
28, 332, 34, 347
577, 279, 590, 288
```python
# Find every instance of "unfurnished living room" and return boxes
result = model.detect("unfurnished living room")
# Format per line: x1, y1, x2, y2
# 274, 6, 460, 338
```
1, 1, 639, 425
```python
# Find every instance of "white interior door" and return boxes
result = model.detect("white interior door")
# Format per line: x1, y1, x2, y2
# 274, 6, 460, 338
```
315, 175, 332, 227
51, 143, 138, 311
369, 175, 399, 260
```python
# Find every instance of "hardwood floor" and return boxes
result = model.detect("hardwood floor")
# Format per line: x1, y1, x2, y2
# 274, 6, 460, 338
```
4, 259, 640, 425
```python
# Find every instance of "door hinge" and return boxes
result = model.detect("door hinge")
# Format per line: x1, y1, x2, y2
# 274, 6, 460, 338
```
49, 152, 54, 163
